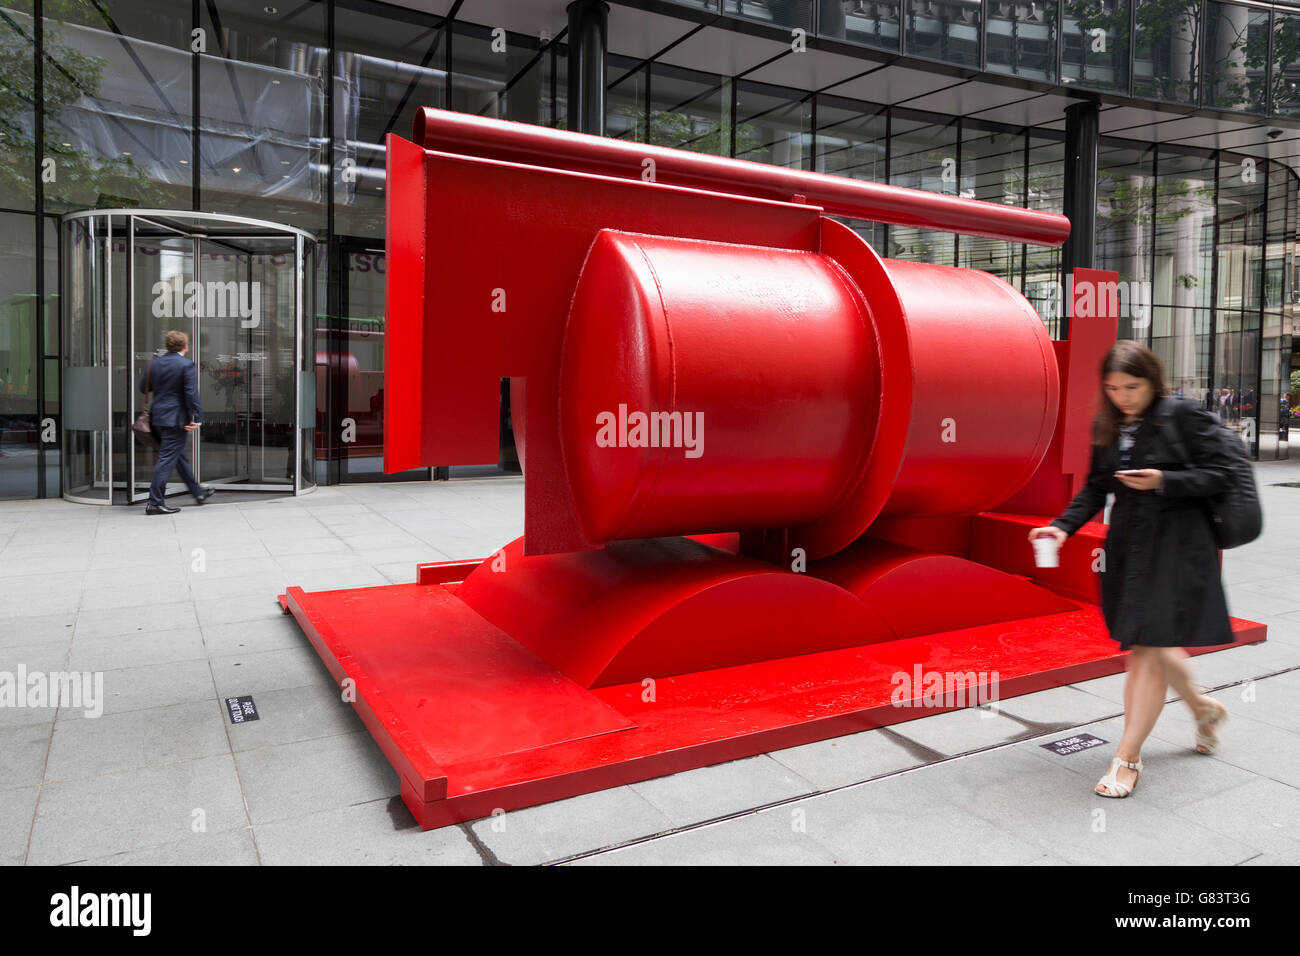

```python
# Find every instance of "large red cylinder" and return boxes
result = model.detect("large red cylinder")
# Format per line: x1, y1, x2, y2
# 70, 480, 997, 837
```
560, 230, 879, 542
557, 225, 1059, 551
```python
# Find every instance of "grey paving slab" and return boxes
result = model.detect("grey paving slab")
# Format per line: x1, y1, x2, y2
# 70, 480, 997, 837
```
887, 703, 1037, 756
193, 595, 286, 629
768, 727, 932, 790
0, 786, 38, 864
260, 535, 351, 557
68, 627, 206, 673
73, 827, 262, 866
74, 602, 197, 640
0, 639, 71, 674
27, 753, 249, 865
253, 799, 482, 866
1188, 641, 1300, 687
861, 745, 1256, 865
1024, 716, 1260, 810
1147, 703, 1300, 790
0, 612, 76, 648
1171, 778, 1300, 864
995, 684, 1123, 725
1231, 668, 1300, 734
188, 571, 292, 602
780, 760, 1049, 865
628, 755, 816, 828
232, 731, 399, 825
570, 805, 842, 866
0, 722, 52, 791
57, 658, 217, 722
469, 786, 675, 866
201, 617, 309, 657
223, 682, 364, 752
79, 580, 195, 612
209, 645, 335, 699
374, 562, 420, 584
44, 700, 230, 783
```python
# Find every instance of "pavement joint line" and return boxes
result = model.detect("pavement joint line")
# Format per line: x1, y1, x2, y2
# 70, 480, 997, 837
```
543, 664, 1300, 866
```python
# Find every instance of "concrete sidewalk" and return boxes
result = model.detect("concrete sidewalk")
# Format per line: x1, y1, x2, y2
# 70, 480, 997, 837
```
2, 459, 1298, 866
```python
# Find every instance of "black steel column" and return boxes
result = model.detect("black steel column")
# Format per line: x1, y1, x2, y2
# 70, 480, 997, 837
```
1061, 100, 1099, 340
566, 0, 608, 135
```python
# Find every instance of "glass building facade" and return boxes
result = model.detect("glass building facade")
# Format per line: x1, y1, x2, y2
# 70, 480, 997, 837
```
0, 0, 1296, 501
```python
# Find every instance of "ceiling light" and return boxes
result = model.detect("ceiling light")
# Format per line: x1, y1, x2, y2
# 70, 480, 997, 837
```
264, 5, 278, 13
232, 167, 242, 173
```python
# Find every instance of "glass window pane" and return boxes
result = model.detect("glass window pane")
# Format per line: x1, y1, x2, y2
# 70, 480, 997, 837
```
0, 211, 38, 499
1096, 142, 1155, 341
734, 80, 811, 169
649, 63, 728, 155
607, 55, 645, 142
958, 126, 1025, 287
986, 0, 1058, 82
1062, 0, 1131, 93
1133, 0, 1201, 105
831, 0, 901, 52
198, 0, 328, 233
334, 4, 447, 240
1152, 150, 1214, 309
0, 3, 35, 211
1204, 3, 1269, 113
1270, 12, 1300, 118
725, 1, 813, 31
42, 0, 193, 211
889, 115, 958, 266
905, 0, 981, 68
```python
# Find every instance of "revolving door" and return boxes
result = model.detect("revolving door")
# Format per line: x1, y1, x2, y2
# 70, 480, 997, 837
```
61, 211, 316, 503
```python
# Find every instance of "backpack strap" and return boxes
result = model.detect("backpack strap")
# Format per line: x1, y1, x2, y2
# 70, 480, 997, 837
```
1158, 396, 1192, 466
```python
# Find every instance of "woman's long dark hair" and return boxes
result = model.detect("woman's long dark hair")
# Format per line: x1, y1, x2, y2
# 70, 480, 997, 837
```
1094, 340, 1171, 445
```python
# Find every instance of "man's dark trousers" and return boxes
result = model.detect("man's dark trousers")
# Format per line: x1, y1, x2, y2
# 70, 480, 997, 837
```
149, 426, 202, 506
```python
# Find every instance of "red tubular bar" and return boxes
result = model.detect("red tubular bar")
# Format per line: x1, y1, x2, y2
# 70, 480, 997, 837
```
413, 107, 1071, 247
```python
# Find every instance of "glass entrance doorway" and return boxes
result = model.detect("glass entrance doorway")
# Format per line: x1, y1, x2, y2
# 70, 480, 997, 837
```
61, 211, 316, 504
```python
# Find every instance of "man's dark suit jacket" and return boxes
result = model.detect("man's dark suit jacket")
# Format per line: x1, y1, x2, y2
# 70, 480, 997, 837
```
140, 350, 202, 428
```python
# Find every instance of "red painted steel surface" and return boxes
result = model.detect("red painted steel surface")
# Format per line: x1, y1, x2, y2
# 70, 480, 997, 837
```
275, 118, 1270, 830
284, 575, 1265, 829
413, 108, 1071, 246
560, 229, 878, 543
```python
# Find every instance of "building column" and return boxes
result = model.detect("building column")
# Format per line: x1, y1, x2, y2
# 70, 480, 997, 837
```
566, 0, 609, 135
1061, 100, 1099, 338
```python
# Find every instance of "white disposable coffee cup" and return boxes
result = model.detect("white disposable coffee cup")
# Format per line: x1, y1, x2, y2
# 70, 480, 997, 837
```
1032, 534, 1060, 568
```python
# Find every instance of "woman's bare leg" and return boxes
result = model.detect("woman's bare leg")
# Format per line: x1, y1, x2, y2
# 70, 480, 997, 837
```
1100, 646, 1166, 793
1161, 647, 1221, 751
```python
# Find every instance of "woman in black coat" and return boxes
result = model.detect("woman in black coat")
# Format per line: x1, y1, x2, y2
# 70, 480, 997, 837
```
1029, 341, 1235, 799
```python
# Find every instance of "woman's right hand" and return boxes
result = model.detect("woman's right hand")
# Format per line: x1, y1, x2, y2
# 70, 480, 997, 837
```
1028, 526, 1067, 547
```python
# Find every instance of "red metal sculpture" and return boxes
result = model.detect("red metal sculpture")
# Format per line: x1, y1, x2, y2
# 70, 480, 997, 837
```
282, 109, 1264, 829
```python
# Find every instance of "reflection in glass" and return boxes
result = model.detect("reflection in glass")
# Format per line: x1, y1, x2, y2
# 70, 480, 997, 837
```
986, 0, 1058, 82
835, 0, 901, 52
1203, 2, 1269, 112
1270, 13, 1300, 117
1062, 0, 1130, 92
734, 81, 812, 169
649, 64, 729, 155
1096, 142, 1155, 342
1133, 0, 1202, 104
905, 0, 981, 68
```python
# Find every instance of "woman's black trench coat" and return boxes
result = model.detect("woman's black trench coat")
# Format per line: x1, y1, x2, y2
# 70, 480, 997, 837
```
1049, 394, 1236, 650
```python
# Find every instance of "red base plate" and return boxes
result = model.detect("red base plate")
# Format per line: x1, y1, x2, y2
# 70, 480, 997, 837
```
281, 564, 1265, 830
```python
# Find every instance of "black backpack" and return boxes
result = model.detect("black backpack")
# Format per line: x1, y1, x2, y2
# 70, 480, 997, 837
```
1160, 397, 1263, 549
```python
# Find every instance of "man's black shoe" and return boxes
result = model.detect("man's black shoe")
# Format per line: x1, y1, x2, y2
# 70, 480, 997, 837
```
194, 487, 215, 504
145, 503, 180, 515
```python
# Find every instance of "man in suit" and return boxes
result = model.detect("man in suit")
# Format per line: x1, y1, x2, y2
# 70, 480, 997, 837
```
142, 330, 213, 515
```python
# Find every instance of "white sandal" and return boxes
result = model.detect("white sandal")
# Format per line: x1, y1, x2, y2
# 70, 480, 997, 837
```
1096, 757, 1142, 798
1195, 699, 1228, 755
